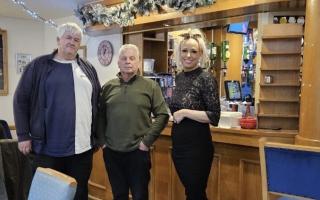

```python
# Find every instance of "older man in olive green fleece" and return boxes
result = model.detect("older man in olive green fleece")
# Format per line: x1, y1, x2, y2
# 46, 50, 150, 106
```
97, 44, 169, 200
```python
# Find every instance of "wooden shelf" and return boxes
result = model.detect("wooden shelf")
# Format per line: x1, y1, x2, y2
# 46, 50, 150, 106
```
258, 24, 303, 131
260, 83, 300, 87
258, 114, 299, 118
261, 51, 301, 55
260, 67, 299, 71
144, 37, 166, 42
84, 24, 122, 36
262, 35, 303, 39
259, 98, 299, 102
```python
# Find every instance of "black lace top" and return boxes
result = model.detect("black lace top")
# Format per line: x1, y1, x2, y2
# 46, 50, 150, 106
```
169, 67, 221, 126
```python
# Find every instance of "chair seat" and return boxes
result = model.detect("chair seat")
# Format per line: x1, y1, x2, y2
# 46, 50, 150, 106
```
28, 167, 77, 200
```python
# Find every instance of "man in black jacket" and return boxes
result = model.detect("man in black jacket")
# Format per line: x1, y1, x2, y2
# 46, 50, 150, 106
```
13, 22, 101, 200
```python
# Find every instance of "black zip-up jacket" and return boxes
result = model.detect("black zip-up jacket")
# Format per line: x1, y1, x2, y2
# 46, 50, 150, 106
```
13, 50, 102, 153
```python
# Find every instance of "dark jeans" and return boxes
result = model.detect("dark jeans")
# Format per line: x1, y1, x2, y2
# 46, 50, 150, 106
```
103, 147, 151, 200
32, 149, 93, 200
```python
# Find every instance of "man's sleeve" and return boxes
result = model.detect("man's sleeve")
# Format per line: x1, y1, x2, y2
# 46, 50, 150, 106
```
142, 82, 169, 147
13, 60, 36, 141
95, 85, 107, 147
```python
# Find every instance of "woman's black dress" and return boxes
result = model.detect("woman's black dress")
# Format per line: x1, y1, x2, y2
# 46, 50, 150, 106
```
169, 67, 220, 200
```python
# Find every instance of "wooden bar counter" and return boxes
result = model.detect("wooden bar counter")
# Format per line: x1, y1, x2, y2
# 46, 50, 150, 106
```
88, 123, 297, 200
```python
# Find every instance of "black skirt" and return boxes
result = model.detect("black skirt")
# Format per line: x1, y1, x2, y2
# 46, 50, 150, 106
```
171, 118, 214, 197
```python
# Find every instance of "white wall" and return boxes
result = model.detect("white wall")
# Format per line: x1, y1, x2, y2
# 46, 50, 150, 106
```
0, 16, 45, 125
86, 33, 122, 85
0, 15, 123, 126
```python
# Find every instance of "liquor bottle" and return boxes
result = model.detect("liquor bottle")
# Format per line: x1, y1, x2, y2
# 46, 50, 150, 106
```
221, 40, 230, 63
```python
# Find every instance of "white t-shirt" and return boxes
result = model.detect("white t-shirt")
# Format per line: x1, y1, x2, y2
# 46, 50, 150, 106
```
54, 58, 92, 154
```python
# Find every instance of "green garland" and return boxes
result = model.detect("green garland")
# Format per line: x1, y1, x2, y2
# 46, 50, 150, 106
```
75, 0, 216, 27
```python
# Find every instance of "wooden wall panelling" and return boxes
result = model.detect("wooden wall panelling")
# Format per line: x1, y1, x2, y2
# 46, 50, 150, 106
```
295, 0, 320, 146
170, 151, 185, 200
88, 150, 112, 200
88, 128, 297, 199
207, 154, 221, 200
239, 159, 261, 200
214, 143, 262, 200
225, 33, 243, 81
150, 137, 172, 200
149, 146, 155, 200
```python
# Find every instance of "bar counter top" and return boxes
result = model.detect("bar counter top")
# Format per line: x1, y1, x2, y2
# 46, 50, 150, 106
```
161, 122, 297, 147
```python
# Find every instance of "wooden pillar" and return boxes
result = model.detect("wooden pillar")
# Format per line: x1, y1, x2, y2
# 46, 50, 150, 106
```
296, 0, 320, 146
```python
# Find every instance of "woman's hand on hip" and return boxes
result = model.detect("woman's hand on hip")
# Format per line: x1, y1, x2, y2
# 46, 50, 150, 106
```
173, 109, 187, 124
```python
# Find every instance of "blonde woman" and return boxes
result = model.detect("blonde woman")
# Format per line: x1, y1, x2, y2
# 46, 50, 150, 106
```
169, 29, 221, 200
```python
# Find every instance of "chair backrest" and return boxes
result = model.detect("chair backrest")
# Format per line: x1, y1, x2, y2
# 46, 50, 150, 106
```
0, 139, 33, 200
0, 120, 12, 139
259, 138, 320, 200
28, 167, 77, 200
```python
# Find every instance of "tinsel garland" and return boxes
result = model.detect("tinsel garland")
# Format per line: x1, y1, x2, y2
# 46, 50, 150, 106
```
75, 0, 216, 28
11, 0, 57, 28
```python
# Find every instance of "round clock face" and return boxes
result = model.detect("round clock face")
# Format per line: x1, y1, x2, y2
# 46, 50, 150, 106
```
97, 40, 113, 66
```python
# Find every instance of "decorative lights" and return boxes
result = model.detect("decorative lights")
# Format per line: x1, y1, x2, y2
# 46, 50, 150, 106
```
11, 0, 57, 28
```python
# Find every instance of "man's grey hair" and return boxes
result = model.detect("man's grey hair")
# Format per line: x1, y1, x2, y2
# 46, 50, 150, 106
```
118, 44, 140, 59
57, 23, 83, 39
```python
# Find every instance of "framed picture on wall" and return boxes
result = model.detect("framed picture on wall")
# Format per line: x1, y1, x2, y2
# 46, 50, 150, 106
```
0, 29, 8, 96
16, 53, 32, 74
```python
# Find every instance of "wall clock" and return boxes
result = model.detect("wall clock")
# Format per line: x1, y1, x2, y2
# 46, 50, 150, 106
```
97, 40, 113, 66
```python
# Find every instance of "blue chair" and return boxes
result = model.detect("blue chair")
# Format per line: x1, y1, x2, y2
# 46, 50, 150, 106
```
259, 138, 320, 200
28, 167, 77, 200
0, 120, 12, 139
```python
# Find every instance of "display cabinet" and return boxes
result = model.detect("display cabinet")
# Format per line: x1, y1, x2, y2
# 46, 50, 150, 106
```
258, 24, 303, 130
124, 31, 168, 74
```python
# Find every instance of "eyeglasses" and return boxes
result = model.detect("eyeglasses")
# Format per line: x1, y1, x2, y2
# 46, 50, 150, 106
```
179, 33, 202, 40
